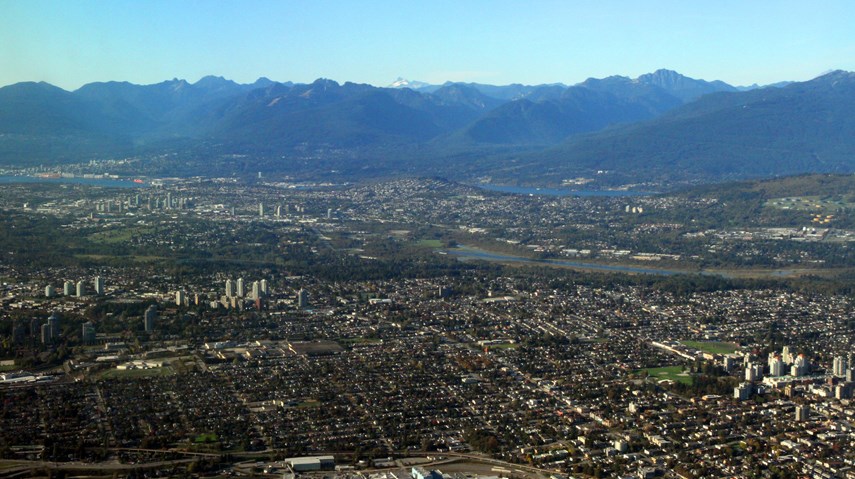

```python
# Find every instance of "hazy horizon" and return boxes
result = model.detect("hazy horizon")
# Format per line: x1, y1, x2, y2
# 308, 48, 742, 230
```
2, 0, 854, 91
1, 68, 832, 92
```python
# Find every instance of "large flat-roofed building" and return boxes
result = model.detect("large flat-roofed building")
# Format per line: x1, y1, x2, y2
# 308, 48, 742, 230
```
412, 467, 443, 479
285, 456, 335, 472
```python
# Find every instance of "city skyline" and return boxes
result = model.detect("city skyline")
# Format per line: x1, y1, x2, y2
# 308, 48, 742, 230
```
2, 0, 854, 90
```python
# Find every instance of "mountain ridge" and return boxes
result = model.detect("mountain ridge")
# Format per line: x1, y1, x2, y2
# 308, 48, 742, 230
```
0, 70, 850, 186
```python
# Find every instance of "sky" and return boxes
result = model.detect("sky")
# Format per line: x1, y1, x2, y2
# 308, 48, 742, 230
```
2, 0, 854, 90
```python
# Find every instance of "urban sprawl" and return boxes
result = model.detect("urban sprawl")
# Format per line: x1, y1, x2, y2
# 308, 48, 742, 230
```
1, 174, 855, 479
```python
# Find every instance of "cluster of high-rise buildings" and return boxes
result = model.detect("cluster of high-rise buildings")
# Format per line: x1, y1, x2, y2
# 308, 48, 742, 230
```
88, 192, 201, 218
45, 277, 105, 298
15, 312, 63, 345
224, 277, 269, 300
735, 347, 855, 401
203, 277, 277, 309
9, 311, 92, 347
35, 273, 313, 345
13, 305, 157, 347
85, 187, 340, 221
766, 346, 814, 378
12, 312, 100, 346
256, 202, 335, 220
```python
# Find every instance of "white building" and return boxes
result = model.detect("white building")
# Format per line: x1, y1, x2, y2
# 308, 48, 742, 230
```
93, 276, 105, 295
768, 353, 785, 377
791, 354, 809, 377
833, 356, 848, 378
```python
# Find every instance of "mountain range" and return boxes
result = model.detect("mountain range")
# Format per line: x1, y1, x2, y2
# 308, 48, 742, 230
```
0, 69, 850, 185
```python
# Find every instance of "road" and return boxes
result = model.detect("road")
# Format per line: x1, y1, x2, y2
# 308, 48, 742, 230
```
0, 449, 560, 478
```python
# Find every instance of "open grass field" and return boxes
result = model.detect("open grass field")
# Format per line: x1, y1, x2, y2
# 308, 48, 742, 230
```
416, 239, 443, 248
194, 433, 218, 443
638, 365, 693, 385
681, 340, 739, 355
88, 226, 154, 244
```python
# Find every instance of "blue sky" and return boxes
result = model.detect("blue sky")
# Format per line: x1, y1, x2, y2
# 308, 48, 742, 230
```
2, 0, 854, 90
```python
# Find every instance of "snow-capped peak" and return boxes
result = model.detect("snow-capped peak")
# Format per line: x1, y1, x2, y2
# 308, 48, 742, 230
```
388, 77, 431, 89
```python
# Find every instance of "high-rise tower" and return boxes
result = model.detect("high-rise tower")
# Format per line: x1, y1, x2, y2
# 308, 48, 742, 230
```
144, 305, 157, 332
93, 276, 105, 295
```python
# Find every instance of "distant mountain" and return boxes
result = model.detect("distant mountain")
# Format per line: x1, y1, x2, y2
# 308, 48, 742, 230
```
452, 82, 557, 101
518, 70, 855, 183
3, 69, 847, 186
0, 81, 100, 135
207, 79, 446, 148
454, 69, 726, 146
0, 81, 140, 162
455, 86, 679, 145
429, 83, 505, 110
635, 69, 738, 102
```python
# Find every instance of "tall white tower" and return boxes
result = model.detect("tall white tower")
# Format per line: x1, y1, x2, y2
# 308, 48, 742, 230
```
93, 276, 105, 295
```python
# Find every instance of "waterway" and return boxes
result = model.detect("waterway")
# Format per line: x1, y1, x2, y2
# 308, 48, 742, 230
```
445, 246, 691, 276
0, 175, 147, 188
474, 184, 656, 197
